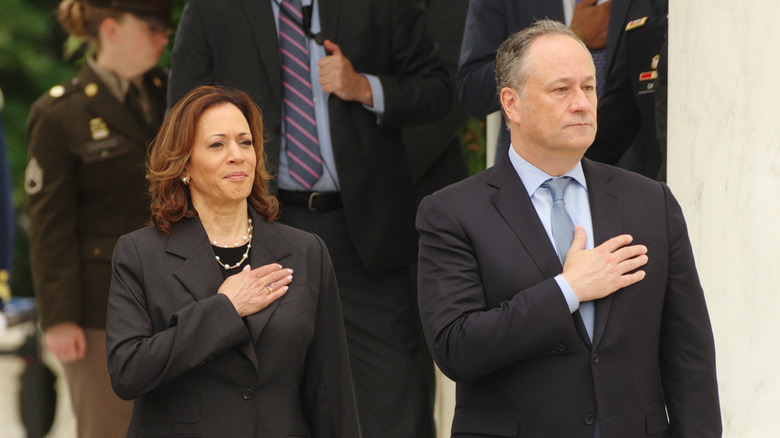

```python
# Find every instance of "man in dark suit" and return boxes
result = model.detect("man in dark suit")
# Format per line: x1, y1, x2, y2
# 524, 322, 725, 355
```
168, 1, 451, 436
417, 20, 721, 437
458, 0, 666, 158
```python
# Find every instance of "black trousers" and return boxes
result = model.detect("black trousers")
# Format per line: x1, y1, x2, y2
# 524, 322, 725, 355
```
279, 204, 435, 438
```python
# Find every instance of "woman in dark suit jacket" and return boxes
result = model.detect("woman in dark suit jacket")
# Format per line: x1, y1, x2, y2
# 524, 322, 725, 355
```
106, 86, 360, 437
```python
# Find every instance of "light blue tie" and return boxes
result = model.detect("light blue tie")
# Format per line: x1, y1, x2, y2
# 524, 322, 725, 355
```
545, 176, 598, 435
545, 177, 575, 265
544, 177, 595, 341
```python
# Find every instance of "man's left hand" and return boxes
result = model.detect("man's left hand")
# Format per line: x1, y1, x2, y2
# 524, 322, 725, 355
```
318, 40, 373, 107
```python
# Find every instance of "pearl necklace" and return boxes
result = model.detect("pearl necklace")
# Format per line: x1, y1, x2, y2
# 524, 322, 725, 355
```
214, 218, 253, 270
211, 218, 253, 248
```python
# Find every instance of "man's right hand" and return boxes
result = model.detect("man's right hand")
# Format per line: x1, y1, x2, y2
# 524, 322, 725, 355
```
570, 0, 611, 50
562, 226, 648, 302
45, 322, 87, 363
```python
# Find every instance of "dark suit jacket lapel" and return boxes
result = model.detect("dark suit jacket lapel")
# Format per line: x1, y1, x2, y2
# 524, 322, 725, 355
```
168, 216, 224, 303
582, 159, 622, 348
240, 0, 282, 103
489, 158, 598, 346
244, 210, 293, 345
80, 65, 148, 147
488, 158, 563, 283
319, 0, 343, 41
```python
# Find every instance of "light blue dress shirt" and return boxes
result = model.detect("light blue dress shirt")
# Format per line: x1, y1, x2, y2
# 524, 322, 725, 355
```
507, 146, 596, 340
272, 0, 385, 192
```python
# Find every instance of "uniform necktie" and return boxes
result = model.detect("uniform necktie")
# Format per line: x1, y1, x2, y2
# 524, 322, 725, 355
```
125, 83, 147, 127
279, 0, 323, 189
544, 177, 595, 342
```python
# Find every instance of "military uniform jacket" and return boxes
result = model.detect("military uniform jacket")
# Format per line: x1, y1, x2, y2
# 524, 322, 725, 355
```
587, 14, 668, 180
26, 63, 166, 330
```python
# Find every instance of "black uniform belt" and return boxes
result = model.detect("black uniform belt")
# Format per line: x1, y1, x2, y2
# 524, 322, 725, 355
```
278, 190, 343, 212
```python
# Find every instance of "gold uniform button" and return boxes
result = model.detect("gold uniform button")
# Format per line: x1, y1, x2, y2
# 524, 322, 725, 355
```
49, 85, 65, 98
84, 83, 99, 97
93, 247, 102, 256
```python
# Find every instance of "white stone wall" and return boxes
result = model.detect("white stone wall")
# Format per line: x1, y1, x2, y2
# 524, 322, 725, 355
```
670, 1, 780, 435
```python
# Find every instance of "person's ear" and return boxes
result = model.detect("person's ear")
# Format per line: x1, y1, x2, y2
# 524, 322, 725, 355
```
99, 16, 121, 42
499, 87, 523, 125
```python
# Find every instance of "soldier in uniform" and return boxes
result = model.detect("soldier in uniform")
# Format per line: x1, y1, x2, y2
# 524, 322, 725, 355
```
24, 1, 171, 436
586, 13, 668, 181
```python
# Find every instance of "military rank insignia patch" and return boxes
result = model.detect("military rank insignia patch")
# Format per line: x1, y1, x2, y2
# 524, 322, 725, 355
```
625, 17, 648, 31
24, 158, 44, 195
651, 54, 660, 70
90, 118, 110, 140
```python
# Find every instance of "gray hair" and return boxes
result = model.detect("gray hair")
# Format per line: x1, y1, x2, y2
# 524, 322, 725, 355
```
495, 19, 588, 116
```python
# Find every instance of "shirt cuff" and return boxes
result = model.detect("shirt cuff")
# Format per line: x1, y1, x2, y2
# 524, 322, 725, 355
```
555, 274, 579, 313
362, 74, 384, 115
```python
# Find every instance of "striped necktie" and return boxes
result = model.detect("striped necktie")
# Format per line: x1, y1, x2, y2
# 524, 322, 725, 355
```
279, 0, 322, 189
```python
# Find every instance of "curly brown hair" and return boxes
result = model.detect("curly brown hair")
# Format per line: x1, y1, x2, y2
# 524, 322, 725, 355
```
147, 85, 279, 235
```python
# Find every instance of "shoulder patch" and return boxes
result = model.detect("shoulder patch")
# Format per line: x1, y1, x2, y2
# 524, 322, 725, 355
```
25, 158, 44, 195
625, 17, 648, 31
49, 85, 66, 98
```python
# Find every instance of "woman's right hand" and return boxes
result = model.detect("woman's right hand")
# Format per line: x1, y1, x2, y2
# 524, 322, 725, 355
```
218, 263, 293, 317
44, 322, 87, 363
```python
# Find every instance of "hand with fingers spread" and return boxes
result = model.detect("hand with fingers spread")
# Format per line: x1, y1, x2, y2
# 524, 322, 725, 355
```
570, 0, 611, 50
318, 40, 373, 106
44, 322, 87, 363
562, 226, 648, 302
218, 263, 293, 317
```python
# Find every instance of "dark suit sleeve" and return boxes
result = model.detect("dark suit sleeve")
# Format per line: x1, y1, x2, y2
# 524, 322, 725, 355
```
456, 0, 506, 118
417, 194, 581, 382
167, 0, 214, 109
300, 236, 360, 438
658, 185, 722, 436
106, 234, 251, 400
373, 0, 453, 128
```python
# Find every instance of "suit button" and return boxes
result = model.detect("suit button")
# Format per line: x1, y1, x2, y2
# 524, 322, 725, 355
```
241, 388, 253, 400
557, 344, 567, 352
591, 353, 600, 364
584, 413, 595, 425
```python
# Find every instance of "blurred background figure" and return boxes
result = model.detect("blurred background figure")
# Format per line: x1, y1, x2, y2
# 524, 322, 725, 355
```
586, 11, 668, 181
1, 86, 12, 310
24, 0, 171, 436
404, 0, 470, 208
458, 0, 667, 161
